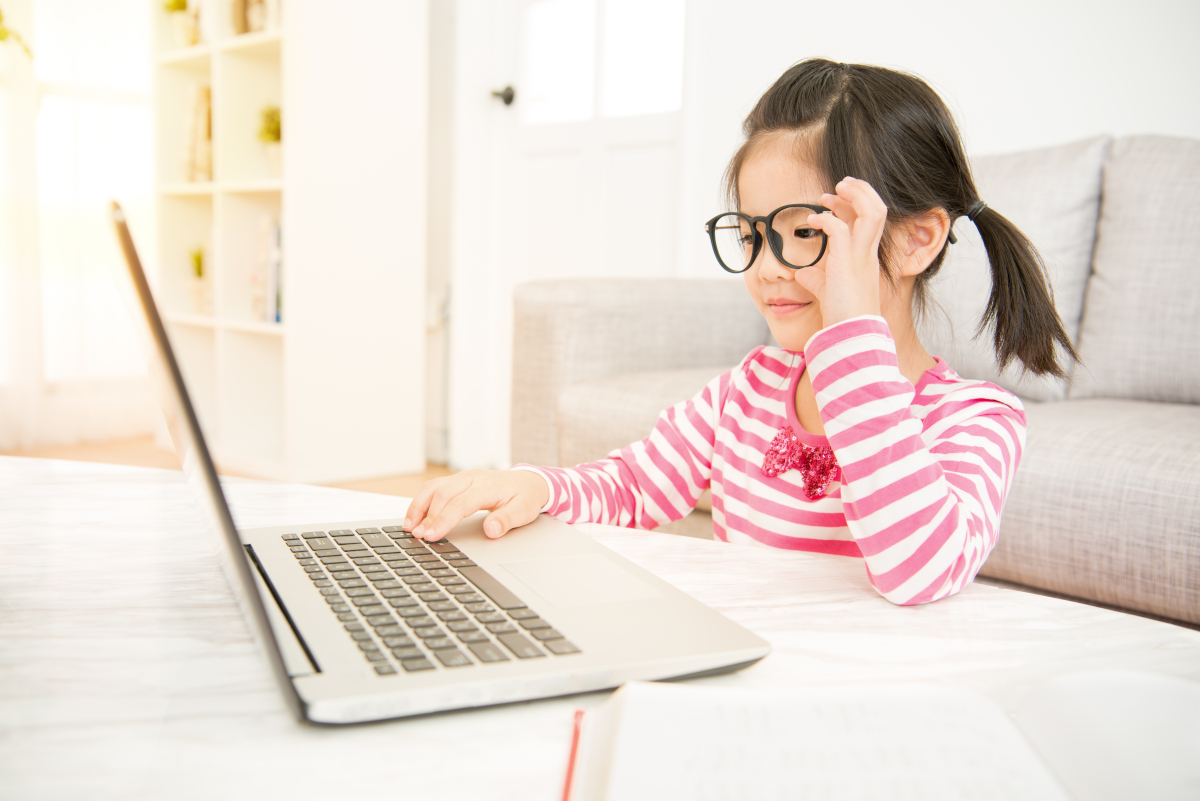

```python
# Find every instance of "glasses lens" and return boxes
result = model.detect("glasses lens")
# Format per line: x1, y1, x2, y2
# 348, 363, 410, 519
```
711, 214, 754, 272
770, 206, 824, 268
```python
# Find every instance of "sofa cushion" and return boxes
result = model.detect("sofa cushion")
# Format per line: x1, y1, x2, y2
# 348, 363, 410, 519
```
557, 366, 729, 468
980, 398, 1200, 626
1070, 136, 1200, 403
919, 136, 1110, 402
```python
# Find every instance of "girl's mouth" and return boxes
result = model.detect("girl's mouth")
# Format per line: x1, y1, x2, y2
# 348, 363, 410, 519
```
766, 300, 810, 316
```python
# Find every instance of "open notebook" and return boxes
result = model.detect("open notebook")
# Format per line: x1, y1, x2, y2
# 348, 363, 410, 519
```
567, 671, 1200, 801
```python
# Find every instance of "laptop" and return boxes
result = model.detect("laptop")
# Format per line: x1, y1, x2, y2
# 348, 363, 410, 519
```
110, 201, 770, 725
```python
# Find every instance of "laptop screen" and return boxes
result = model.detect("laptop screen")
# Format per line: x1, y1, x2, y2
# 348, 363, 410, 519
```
109, 200, 304, 719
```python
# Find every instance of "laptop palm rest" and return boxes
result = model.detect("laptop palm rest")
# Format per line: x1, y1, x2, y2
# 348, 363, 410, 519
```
499, 555, 663, 608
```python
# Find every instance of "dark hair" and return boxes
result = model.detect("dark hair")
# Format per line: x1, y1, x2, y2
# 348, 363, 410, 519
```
726, 58, 1076, 378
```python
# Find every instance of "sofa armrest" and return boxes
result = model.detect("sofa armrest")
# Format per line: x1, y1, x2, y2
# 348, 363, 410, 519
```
512, 278, 767, 466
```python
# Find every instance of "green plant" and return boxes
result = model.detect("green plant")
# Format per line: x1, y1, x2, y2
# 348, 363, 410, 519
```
190, 247, 204, 278
0, 6, 32, 58
257, 105, 281, 143
163, 0, 188, 12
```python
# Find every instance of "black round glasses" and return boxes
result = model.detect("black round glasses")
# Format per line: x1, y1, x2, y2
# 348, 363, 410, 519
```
705, 203, 830, 274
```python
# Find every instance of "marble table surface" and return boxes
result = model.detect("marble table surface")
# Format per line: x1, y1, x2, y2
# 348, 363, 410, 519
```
3, 456, 1199, 800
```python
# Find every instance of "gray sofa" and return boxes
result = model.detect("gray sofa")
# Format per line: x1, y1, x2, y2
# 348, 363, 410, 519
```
511, 135, 1200, 628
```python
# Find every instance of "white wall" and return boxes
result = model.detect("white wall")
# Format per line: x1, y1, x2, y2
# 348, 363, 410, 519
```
675, 0, 1200, 277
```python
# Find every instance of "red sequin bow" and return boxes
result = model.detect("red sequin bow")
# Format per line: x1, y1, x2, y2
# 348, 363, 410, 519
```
761, 425, 841, 499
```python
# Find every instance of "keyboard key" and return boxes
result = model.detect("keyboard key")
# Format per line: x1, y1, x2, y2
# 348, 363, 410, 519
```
307, 572, 326, 581
456, 593, 484, 604
409, 583, 437, 594
437, 577, 466, 586
518, 618, 551, 630
364, 651, 388, 662
375, 625, 404, 636
324, 595, 343, 605
349, 593, 380, 604
392, 646, 423, 659
545, 639, 581, 655
330, 603, 350, 613
418, 592, 448, 602
405, 616, 437, 629
330, 571, 357, 581
446, 585, 476, 595
344, 621, 365, 631
381, 525, 406, 533
350, 630, 373, 642
374, 664, 397, 675
332, 536, 360, 545
357, 604, 387, 616
458, 566, 528, 610
400, 574, 429, 584
427, 601, 457, 612
373, 546, 401, 555
301, 531, 327, 539
289, 545, 308, 553
313, 549, 340, 558
306, 538, 334, 550
399, 541, 429, 552
464, 602, 494, 614
352, 557, 381, 566
319, 556, 348, 565
414, 627, 448, 639
457, 630, 489, 643
313, 579, 333, 588
437, 610, 467, 621
435, 649, 472, 667
425, 637, 458, 651
338, 578, 367, 588
476, 612, 505, 624
341, 543, 368, 552
447, 620, 478, 633
389, 597, 419, 609
345, 587, 376, 597
401, 657, 435, 672
380, 588, 411, 598
328, 530, 353, 536
298, 559, 317, 566
426, 540, 458, 553
485, 622, 516, 634
360, 533, 391, 548
319, 587, 340, 597
365, 614, 397, 628
497, 632, 545, 659
412, 553, 441, 563
467, 642, 510, 663
380, 553, 410, 563
426, 568, 454, 578
361, 565, 389, 574
530, 628, 564, 641
283, 533, 300, 540
336, 611, 357, 622
383, 635, 415, 648
302, 565, 323, 573
396, 606, 427, 617
356, 527, 382, 534
508, 608, 538, 620
371, 578, 401, 588
357, 640, 379, 652
448, 559, 477, 568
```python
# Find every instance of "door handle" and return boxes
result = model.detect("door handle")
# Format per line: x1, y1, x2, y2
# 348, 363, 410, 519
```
491, 86, 515, 106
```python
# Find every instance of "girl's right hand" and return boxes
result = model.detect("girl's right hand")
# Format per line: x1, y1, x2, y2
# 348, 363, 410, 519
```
402, 468, 551, 543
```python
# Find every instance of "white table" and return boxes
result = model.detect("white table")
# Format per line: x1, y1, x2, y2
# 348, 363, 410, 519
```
3, 456, 1199, 800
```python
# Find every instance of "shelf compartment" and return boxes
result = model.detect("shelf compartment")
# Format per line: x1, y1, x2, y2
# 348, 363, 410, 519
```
215, 191, 282, 325
214, 40, 281, 183
158, 196, 214, 319
218, 330, 284, 464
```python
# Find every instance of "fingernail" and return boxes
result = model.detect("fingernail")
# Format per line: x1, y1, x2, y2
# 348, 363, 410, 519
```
412, 525, 424, 536
485, 520, 499, 538
402, 518, 411, 529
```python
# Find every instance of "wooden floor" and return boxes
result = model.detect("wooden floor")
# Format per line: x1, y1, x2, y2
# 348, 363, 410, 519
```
1, 436, 455, 499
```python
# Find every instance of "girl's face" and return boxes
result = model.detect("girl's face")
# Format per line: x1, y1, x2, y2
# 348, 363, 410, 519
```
737, 139, 832, 352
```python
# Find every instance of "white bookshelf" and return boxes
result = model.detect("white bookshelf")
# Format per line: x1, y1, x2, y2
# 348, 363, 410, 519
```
152, 1, 429, 484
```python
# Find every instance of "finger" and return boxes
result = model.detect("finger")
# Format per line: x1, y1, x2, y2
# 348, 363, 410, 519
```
409, 472, 474, 536
830, 178, 888, 248
807, 209, 850, 241
481, 494, 542, 539
418, 481, 502, 541
404, 474, 457, 531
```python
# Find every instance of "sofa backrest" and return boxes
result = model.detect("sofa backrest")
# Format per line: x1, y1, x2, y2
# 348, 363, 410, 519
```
1069, 135, 1200, 405
918, 136, 1111, 402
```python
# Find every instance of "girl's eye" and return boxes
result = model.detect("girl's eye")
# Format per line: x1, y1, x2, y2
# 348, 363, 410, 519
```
794, 227, 818, 240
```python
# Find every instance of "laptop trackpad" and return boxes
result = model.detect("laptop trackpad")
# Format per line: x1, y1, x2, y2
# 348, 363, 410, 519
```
500, 555, 663, 608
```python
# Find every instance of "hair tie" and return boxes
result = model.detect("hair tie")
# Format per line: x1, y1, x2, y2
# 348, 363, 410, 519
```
967, 201, 988, 222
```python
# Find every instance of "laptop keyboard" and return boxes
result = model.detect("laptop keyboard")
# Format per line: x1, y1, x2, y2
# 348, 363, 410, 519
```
281, 526, 581, 676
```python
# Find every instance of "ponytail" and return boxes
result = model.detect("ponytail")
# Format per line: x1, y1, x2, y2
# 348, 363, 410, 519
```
972, 206, 1078, 378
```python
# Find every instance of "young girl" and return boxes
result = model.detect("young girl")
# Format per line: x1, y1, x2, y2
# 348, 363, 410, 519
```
403, 59, 1075, 606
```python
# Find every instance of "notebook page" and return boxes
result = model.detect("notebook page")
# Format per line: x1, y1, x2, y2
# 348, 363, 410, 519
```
597, 682, 1069, 801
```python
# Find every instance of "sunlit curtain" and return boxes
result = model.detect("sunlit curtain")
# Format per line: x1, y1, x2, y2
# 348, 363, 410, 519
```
0, 0, 157, 450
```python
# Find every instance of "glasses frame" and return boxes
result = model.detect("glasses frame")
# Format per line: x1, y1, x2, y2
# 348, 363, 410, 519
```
704, 203, 831, 274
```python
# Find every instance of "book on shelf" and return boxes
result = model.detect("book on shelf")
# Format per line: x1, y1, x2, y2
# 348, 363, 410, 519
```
566, 673, 1200, 801
250, 216, 282, 323
182, 83, 212, 183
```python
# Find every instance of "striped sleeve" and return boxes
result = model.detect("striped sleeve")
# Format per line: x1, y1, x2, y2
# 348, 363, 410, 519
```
804, 316, 1026, 605
512, 353, 749, 529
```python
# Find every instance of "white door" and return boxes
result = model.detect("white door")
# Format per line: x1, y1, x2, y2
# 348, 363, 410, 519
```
445, 0, 688, 469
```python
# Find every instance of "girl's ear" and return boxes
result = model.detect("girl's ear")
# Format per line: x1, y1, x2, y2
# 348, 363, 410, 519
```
896, 209, 952, 278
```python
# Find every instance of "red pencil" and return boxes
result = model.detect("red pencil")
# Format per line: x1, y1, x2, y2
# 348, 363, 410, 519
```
561, 708, 587, 801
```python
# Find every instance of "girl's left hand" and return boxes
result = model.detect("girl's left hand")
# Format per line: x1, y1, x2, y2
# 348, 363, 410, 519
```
793, 177, 888, 329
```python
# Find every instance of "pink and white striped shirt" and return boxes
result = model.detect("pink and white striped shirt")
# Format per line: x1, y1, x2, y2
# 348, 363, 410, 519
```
518, 316, 1026, 605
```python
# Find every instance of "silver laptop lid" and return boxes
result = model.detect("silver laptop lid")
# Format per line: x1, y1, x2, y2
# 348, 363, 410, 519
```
109, 201, 305, 720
